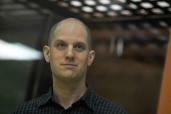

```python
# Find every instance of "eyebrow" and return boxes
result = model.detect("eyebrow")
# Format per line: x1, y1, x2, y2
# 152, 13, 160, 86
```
74, 41, 86, 45
54, 39, 87, 45
54, 39, 65, 43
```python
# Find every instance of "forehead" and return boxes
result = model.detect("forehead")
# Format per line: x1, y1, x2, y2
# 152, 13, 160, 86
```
53, 20, 88, 42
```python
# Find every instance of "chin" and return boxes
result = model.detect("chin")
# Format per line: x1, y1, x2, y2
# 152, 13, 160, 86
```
54, 70, 84, 81
62, 73, 85, 82
61, 72, 77, 79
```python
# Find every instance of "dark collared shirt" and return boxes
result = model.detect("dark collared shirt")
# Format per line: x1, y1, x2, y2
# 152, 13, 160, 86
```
12, 88, 127, 114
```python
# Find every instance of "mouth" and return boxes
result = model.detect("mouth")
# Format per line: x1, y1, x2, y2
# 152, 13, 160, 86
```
61, 63, 78, 69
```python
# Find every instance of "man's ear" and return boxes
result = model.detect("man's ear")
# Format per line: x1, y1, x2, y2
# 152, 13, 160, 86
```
43, 45, 50, 63
88, 50, 95, 66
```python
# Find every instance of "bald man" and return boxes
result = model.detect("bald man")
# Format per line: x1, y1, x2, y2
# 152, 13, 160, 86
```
12, 18, 127, 114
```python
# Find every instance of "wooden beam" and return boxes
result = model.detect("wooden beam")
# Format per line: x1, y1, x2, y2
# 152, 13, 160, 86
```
157, 30, 171, 114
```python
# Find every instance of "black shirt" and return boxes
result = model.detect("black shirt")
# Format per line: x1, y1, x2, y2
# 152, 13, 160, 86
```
12, 88, 127, 114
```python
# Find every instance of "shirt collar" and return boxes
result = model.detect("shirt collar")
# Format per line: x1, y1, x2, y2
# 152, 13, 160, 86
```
37, 88, 52, 107
80, 87, 96, 112
37, 87, 97, 112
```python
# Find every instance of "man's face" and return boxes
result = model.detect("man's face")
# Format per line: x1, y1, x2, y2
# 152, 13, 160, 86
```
43, 20, 95, 81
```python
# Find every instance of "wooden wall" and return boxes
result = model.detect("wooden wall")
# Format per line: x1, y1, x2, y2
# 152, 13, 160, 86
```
87, 52, 163, 114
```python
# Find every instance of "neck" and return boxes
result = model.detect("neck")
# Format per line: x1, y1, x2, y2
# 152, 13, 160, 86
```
52, 77, 87, 109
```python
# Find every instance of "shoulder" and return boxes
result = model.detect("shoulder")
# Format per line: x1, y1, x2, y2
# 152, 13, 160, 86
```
93, 94, 128, 114
11, 93, 47, 114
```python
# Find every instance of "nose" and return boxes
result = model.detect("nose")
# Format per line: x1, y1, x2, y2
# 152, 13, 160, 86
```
66, 45, 74, 61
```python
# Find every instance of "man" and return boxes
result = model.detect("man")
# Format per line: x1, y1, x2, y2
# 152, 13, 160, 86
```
12, 18, 127, 114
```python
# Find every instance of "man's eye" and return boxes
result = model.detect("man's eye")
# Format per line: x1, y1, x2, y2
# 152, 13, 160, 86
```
74, 44, 86, 51
56, 42, 67, 49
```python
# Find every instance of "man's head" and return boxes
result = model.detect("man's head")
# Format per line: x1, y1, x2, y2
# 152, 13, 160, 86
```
48, 18, 92, 49
43, 18, 95, 82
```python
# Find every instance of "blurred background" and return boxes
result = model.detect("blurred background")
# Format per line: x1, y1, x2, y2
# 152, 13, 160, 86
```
0, 0, 171, 114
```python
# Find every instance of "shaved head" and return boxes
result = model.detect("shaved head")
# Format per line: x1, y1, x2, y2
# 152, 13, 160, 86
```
48, 18, 92, 49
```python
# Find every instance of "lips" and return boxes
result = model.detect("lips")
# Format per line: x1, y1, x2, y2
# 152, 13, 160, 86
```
61, 63, 78, 69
